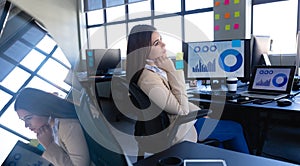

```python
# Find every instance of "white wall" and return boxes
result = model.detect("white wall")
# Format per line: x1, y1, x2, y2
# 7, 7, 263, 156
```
9, 0, 87, 67
269, 54, 297, 66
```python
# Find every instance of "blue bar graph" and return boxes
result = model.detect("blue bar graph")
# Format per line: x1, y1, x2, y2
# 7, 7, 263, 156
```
255, 79, 271, 86
192, 59, 216, 72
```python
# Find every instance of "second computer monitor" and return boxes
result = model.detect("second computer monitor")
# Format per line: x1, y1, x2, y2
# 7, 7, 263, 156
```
251, 35, 272, 71
183, 39, 251, 81
86, 48, 121, 76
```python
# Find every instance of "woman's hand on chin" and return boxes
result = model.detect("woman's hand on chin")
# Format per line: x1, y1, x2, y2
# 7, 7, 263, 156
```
37, 124, 54, 149
155, 56, 176, 73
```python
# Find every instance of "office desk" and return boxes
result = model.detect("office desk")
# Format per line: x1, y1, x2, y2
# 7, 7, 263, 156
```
133, 141, 297, 166
188, 89, 300, 155
78, 74, 126, 121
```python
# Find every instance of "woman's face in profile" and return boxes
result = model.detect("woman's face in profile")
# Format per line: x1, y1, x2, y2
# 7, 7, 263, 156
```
17, 109, 49, 133
148, 31, 167, 61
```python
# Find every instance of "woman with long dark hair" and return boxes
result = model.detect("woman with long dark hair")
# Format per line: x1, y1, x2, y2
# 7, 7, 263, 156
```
126, 24, 249, 154
14, 87, 92, 166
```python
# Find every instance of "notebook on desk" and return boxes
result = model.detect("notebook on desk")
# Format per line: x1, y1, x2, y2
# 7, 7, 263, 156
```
239, 66, 296, 100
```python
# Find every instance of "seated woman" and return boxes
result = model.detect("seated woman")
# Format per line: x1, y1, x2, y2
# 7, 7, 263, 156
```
126, 24, 249, 154
14, 87, 93, 166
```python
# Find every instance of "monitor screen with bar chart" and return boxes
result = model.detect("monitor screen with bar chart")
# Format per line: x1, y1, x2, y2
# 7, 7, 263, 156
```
183, 39, 251, 81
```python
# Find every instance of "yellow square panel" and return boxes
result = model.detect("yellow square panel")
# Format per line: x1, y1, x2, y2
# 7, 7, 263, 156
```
234, 11, 240, 18
225, 24, 231, 31
215, 14, 220, 20
234, 0, 240, 4
176, 52, 183, 60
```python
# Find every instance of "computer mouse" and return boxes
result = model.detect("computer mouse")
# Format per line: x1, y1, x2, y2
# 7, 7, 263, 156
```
237, 96, 250, 102
276, 98, 292, 107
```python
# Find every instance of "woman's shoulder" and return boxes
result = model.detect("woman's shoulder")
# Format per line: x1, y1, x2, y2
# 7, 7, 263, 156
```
140, 68, 161, 80
58, 118, 80, 123
58, 118, 81, 128
57, 118, 84, 138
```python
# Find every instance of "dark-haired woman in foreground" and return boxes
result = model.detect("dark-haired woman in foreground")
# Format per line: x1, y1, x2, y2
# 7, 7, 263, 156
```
14, 87, 92, 166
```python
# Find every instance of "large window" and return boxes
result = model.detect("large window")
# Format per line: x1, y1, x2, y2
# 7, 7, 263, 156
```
128, 0, 151, 20
185, 0, 213, 10
86, 0, 299, 59
154, 0, 181, 15
0, 17, 72, 164
253, 0, 298, 54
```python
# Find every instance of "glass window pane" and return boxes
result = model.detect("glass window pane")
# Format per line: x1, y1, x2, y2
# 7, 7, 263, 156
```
84, 0, 103, 11
111, 38, 127, 58
37, 59, 71, 91
162, 33, 182, 58
107, 24, 126, 49
20, 49, 46, 71
0, 104, 36, 141
128, 0, 149, 3
128, 20, 152, 32
87, 9, 104, 25
21, 26, 46, 46
185, 0, 213, 11
0, 67, 30, 93
4, 41, 31, 62
0, 90, 12, 111
154, 0, 181, 15
184, 12, 213, 42
106, 0, 123, 8
154, 16, 182, 58
36, 35, 56, 54
52, 47, 71, 68
253, 0, 298, 54
26, 77, 68, 98
129, 0, 147, 2
106, 5, 125, 22
128, 0, 151, 20
0, 57, 15, 82
88, 27, 106, 50
0, 127, 29, 164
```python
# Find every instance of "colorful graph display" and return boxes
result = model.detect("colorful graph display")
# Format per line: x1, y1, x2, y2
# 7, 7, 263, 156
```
192, 59, 216, 72
252, 68, 291, 91
185, 40, 245, 79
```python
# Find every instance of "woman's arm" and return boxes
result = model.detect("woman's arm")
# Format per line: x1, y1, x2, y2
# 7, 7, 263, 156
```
139, 69, 190, 115
42, 119, 90, 166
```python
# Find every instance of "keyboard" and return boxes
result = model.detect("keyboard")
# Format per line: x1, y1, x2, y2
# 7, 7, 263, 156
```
190, 90, 241, 100
240, 92, 288, 100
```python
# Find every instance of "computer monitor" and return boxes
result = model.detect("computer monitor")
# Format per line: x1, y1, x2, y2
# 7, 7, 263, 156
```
86, 49, 121, 76
251, 35, 272, 73
183, 39, 251, 82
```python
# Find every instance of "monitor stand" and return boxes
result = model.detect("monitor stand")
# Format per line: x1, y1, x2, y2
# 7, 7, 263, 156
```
261, 53, 271, 66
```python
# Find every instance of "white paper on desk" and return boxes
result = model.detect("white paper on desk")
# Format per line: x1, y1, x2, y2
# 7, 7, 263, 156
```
184, 159, 227, 166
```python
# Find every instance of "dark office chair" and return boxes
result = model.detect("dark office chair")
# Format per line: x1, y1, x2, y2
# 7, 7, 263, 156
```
76, 89, 130, 166
111, 70, 214, 161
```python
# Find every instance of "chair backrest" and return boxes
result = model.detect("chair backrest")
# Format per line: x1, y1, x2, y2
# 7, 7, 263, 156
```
82, 127, 129, 166
111, 70, 211, 161
129, 69, 170, 137
126, 70, 211, 161
76, 89, 130, 166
